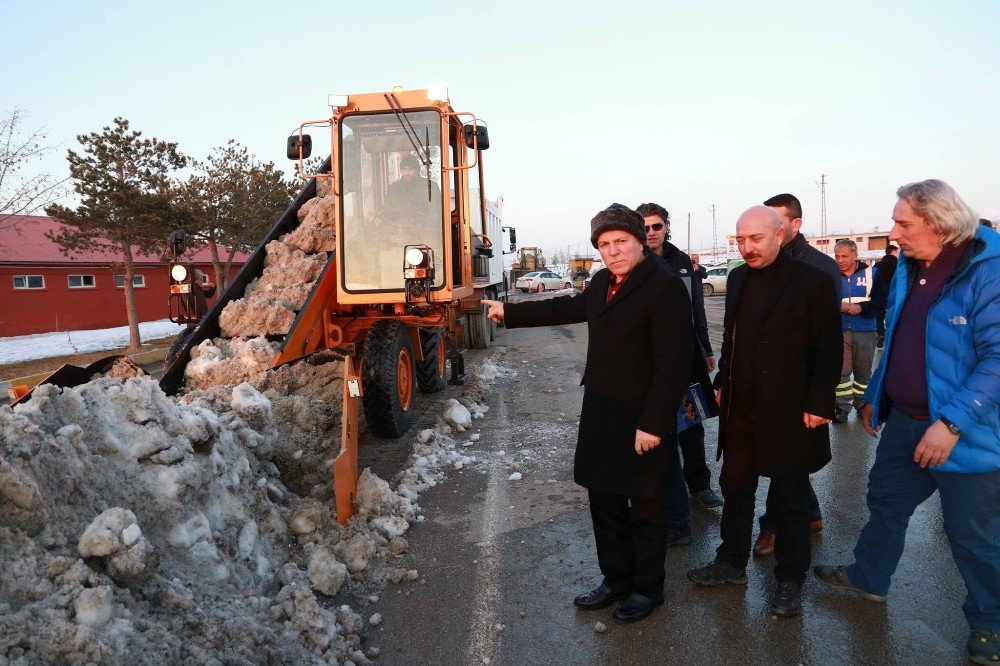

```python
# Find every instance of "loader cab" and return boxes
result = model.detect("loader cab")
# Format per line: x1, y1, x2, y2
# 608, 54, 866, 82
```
324, 89, 490, 307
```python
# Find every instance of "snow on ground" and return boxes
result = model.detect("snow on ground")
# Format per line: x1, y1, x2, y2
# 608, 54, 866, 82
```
0, 320, 187, 365
0, 341, 512, 664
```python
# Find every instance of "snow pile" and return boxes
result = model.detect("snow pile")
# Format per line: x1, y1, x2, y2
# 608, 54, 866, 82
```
0, 323, 510, 663
0, 377, 369, 664
219, 240, 327, 337
184, 336, 279, 390
287, 195, 337, 254
217, 195, 335, 339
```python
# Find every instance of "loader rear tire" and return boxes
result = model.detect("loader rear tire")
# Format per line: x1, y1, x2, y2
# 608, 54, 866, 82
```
416, 328, 446, 393
468, 293, 496, 349
362, 321, 416, 438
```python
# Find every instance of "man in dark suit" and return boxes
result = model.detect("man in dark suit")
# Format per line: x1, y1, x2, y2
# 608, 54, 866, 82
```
483, 204, 692, 623
687, 205, 841, 616
751, 193, 841, 558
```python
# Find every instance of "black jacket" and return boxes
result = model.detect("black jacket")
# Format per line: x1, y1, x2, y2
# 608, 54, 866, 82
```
785, 232, 842, 302
652, 248, 718, 420
874, 254, 898, 288
658, 242, 712, 358
714, 251, 842, 476
504, 252, 692, 497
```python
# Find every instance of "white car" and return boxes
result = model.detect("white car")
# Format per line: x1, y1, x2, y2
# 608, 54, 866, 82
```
703, 266, 729, 296
515, 271, 572, 293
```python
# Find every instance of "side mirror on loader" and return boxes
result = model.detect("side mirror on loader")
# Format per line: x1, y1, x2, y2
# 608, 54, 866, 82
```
287, 134, 312, 160
463, 123, 489, 150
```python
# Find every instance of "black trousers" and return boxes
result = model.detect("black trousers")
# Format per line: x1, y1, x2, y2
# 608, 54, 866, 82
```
588, 489, 669, 602
678, 423, 711, 493
759, 479, 822, 530
716, 414, 812, 584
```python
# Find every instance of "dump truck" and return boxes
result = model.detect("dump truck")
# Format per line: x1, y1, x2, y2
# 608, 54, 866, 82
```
15, 87, 514, 523
567, 256, 595, 290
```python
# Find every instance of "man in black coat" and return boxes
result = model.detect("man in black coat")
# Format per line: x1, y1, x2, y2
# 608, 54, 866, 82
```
688, 206, 841, 616
483, 204, 692, 623
750, 193, 842, 558
636, 202, 723, 549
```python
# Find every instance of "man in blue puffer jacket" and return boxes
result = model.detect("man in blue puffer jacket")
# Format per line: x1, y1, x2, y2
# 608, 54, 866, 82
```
814, 179, 1000, 665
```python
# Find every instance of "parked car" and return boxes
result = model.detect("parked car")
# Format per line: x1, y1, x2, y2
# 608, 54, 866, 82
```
515, 271, 573, 293
703, 266, 729, 296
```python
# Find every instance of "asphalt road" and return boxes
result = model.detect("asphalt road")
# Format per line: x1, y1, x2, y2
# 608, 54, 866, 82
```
346, 289, 972, 666
1, 292, 969, 663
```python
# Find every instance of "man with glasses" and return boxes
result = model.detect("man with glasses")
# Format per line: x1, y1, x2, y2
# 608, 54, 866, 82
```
637, 203, 723, 549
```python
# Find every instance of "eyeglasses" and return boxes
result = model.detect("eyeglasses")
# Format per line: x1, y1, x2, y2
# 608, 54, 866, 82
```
644, 223, 665, 232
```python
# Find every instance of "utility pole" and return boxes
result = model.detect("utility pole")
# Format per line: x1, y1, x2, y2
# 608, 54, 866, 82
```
819, 174, 828, 238
711, 204, 718, 263
687, 212, 691, 255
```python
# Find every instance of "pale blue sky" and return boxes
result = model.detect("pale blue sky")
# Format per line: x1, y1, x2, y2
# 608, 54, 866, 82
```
3, 0, 998, 257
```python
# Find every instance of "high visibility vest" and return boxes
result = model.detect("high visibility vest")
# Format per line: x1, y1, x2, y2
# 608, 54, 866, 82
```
842, 265, 874, 305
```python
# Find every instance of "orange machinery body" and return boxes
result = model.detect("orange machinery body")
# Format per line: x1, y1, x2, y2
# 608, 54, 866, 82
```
279, 89, 488, 365
278, 88, 493, 523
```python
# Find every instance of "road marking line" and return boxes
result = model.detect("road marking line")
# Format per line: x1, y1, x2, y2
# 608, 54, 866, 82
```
464, 391, 510, 665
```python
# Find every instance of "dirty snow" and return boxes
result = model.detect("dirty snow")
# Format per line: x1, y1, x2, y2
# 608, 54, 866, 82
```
0, 319, 186, 365
0, 347, 511, 664
0, 181, 514, 663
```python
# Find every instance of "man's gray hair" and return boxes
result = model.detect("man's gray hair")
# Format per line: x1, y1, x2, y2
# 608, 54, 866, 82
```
896, 179, 979, 245
835, 239, 858, 252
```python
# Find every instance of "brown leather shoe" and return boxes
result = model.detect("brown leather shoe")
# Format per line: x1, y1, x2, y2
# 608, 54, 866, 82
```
753, 530, 775, 557
810, 519, 824, 533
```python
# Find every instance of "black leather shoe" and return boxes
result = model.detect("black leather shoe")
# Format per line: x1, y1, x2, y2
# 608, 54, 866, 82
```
573, 584, 629, 610
770, 580, 803, 616
611, 593, 662, 623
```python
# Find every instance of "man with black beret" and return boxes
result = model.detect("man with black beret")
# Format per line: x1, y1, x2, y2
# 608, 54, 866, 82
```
483, 204, 692, 623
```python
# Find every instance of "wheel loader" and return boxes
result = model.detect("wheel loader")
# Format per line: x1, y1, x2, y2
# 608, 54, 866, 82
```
14, 88, 514, 524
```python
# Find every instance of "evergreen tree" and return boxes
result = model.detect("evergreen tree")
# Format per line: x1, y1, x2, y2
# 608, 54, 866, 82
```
46, 118, 186, 351
179, 140, 294, 292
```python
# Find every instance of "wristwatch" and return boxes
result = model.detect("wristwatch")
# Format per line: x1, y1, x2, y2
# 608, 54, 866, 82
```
939, 416, 963, 436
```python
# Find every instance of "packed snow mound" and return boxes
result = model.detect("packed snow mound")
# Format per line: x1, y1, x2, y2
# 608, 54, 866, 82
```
0, 333, 510, 663
289, 195, 337, 253
184, 336, 279, 390
185, 350, 346, 498
0, 377, 372, 664
92, 356, 147, 381
218, 238, 329, 338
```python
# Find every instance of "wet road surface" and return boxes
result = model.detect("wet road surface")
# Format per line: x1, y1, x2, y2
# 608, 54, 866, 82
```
354, 291, 970, 665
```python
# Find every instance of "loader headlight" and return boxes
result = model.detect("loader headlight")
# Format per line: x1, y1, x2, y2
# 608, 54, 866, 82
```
403, 245, 434, 304
405, 247, 428, 268
170, 264, 188, 282
328, 94, 349, 109
427, 86, 450, 103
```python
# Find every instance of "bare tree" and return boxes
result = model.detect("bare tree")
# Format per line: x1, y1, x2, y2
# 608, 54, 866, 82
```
0, 108, 64, 230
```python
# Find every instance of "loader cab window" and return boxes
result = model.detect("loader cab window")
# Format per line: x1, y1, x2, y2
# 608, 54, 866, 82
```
340, 110, 444, 292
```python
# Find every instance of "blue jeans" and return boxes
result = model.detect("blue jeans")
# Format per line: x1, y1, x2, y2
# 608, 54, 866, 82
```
846, 410, 1000, 630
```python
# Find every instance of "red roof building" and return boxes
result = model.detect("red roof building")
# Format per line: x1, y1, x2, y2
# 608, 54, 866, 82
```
0, 216, 250, 338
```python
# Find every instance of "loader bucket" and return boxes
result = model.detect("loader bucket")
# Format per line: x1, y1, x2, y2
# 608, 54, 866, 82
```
333, 355, 362, 524
10, 356, 148, 406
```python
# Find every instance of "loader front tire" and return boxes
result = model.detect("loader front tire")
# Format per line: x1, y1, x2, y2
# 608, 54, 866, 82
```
362, 321, 416, 438
416, 328, 446, 393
